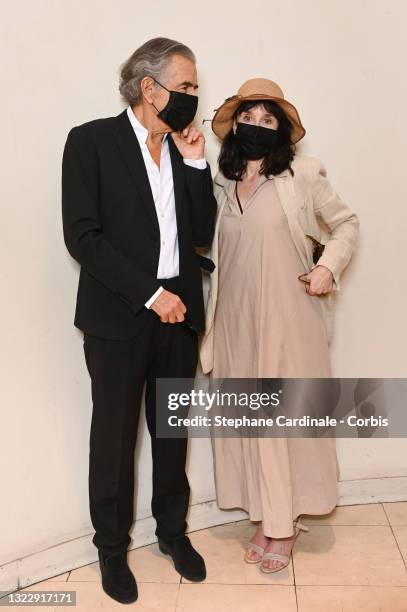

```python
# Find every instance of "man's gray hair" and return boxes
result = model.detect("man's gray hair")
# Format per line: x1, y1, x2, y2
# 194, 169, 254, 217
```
119, 37, 196, 106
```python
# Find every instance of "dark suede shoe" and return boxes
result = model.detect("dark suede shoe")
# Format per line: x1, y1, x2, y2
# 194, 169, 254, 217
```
98, 550, 138, 604
157, 535, 206, 582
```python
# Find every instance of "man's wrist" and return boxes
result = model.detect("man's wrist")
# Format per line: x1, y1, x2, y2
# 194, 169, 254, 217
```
183, 158, 207, 169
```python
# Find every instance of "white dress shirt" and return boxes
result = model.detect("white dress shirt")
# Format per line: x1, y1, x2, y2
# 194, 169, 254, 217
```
126, 106, 207, 308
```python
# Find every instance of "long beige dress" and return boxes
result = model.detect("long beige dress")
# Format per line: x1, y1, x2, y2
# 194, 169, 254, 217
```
211, 174, 340, 538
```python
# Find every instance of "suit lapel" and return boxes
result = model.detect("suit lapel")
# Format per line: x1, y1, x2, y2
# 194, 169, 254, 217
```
112, 110, 159, 230
168, 134, 186, 222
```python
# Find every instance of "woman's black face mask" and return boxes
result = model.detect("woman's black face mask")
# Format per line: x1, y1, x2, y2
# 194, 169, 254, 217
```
152, 78, 198, 132
235, 121, 279, 160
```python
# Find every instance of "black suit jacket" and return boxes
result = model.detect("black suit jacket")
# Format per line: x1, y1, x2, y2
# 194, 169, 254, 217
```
62, 109, 217, 340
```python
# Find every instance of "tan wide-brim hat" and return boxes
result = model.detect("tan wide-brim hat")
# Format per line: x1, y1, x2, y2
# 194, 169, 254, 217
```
212, 77, 306, 144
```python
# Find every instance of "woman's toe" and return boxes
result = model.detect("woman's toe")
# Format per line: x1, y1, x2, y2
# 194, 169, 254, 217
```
245, 549, 259, 562
262, 556, 284, 570
250, 550, 261, 561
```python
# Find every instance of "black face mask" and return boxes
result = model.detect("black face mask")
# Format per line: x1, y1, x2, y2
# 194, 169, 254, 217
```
152, 78, 198, 131
235, 122, 279, 160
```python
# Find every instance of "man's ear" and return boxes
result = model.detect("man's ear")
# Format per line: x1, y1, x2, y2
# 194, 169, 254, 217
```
140, 76, 156, 104
232, 118, 237, 135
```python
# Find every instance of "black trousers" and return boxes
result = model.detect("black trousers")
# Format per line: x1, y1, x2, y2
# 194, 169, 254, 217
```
83, 277, 198, 556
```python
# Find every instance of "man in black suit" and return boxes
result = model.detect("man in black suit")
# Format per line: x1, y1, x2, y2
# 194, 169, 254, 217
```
62, 37, 217, 604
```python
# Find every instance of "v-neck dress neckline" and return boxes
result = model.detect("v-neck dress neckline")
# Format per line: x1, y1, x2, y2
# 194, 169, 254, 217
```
232, 175, 272, 215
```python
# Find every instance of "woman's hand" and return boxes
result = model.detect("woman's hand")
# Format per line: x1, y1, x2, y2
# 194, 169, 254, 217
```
304, 265, 334, 296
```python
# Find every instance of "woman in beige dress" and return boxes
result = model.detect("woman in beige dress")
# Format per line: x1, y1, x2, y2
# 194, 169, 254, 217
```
199, 78, 359, 573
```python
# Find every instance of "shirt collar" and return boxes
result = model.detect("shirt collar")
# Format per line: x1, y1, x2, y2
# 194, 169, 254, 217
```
126, 105, 168, 146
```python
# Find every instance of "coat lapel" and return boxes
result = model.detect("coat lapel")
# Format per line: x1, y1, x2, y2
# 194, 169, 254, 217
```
274, 171, 311, 272
112, 110, 159, 230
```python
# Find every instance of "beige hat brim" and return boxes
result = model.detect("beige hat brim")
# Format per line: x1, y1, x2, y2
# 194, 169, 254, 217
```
212, 93, 306, 144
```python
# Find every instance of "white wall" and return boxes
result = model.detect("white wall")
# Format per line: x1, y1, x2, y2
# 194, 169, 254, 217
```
1, 0, 406, 591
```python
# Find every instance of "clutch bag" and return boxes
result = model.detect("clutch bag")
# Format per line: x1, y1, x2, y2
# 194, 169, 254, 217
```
306, 234, 326, 265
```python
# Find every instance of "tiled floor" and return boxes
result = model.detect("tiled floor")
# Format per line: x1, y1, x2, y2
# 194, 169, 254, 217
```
6, 502, 407, 611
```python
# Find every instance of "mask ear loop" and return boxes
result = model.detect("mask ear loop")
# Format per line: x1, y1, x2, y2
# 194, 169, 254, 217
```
150, 77, 167, 114
152, 77, 170, 93
149, 77, 175, 134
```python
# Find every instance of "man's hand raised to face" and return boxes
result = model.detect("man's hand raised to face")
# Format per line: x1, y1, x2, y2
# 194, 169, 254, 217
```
150, 289, 187, 323
171, 126, 205, 160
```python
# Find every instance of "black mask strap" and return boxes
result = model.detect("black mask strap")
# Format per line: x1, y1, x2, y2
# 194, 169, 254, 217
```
151, 79, 170, 119
152, 78, 170, 93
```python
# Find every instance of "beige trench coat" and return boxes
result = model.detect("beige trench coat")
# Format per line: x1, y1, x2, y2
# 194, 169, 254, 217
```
199, 154, 360, 375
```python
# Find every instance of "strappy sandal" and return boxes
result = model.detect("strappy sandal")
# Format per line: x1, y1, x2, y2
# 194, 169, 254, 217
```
260, 518, 309, 574
244, 541, 266, 564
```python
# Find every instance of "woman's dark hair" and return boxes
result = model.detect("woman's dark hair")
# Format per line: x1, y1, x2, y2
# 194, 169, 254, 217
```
218, 100, 296, 180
